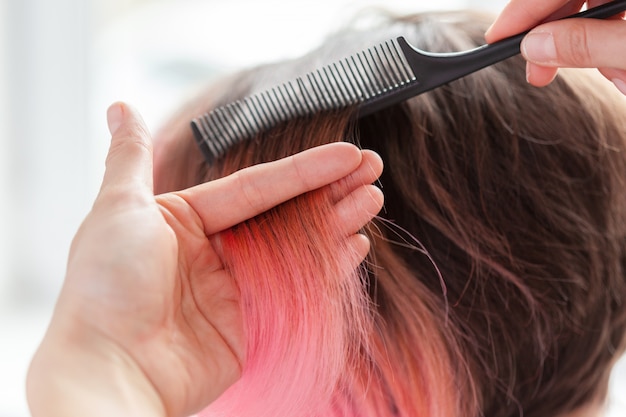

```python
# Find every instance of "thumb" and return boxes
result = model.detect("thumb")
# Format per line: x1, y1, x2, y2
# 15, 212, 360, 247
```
521, 19, 626, 70
101, 102, 154, 194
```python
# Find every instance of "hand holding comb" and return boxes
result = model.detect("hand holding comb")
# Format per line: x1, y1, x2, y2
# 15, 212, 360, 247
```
192, 0, 626, 163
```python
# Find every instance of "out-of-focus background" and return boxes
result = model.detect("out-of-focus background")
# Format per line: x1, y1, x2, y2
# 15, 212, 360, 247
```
0, 0, 624, 416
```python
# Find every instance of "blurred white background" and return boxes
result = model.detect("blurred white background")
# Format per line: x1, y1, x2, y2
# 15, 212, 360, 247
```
0, 0, 623, 416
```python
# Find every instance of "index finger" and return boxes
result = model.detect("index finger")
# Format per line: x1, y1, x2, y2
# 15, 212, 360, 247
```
485, 0, 582, 43
177, 142, 365, 235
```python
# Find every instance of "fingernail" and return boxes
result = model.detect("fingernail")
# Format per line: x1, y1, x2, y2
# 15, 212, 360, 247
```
522, 32, 557, 64
107, 102, 125, 135
613, 78, 626, 96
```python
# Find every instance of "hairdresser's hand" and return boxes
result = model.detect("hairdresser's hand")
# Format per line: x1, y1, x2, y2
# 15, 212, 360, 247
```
485, 0, 626, 93
27, 102, 384, 417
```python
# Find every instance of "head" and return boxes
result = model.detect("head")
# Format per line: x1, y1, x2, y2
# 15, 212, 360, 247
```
154, 10, 626, 417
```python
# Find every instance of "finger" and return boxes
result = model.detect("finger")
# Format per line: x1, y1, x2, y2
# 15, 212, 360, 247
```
346, 234, 371, 270
334, 184, 384, 236
101, 102, 154, 195
526, 62, 560, 86
588, 0, 626, 18
485, 0, 573, 43
178, 142, 364, 235
542, 0, 588, 25
521, 19, 626, 69
599, 67, 626, 94
328, 150, 383, 203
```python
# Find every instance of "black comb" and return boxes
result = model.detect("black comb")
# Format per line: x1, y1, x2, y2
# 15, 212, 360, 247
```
192, 0, 626, 163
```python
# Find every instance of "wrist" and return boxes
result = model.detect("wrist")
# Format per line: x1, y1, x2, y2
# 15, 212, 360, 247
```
27, 321, 166, 417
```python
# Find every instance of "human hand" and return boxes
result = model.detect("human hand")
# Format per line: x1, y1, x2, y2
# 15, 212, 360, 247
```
485, 0, 626, 93
26, 102, 384, 417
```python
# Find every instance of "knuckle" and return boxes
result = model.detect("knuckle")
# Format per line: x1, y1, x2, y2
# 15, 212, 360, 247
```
98, 184, 152, 210
233, 168, 268, 214
106, 134, 152, 166
288, 153, 314, 193
559, 22, 593, 67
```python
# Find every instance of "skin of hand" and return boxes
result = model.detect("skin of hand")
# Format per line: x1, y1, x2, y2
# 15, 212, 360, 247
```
26, 102, 384, 417
485, 0, 626, 93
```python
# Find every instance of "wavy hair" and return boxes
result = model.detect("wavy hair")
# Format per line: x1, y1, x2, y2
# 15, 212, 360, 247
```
154, 11, 626, 417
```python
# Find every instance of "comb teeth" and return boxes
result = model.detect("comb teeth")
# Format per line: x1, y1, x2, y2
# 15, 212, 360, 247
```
191, 38, 417, 162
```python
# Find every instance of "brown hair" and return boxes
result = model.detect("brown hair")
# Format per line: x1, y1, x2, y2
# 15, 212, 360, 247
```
154, 11, 626, 417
